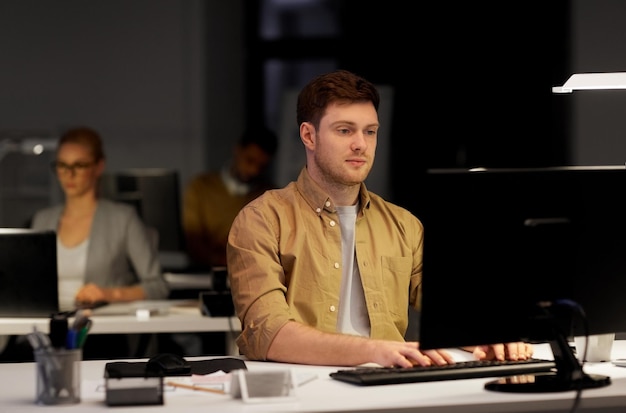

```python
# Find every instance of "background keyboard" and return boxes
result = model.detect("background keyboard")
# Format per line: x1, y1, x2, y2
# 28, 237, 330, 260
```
329, 358, 556, 386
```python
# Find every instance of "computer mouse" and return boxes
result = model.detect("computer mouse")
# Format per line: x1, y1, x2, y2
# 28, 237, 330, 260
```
146, 353, 191, 375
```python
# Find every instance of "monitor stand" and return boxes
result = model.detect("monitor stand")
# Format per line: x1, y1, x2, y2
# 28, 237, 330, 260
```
485, 324, 611, 393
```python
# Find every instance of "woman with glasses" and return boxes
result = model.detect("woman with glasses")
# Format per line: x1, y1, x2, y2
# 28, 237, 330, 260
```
32, 127, 170, 312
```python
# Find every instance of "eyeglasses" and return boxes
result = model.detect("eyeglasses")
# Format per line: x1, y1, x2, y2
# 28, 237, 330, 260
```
51, 161, 96, 175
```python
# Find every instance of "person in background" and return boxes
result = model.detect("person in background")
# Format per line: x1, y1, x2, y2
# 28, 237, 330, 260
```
175, 127, 278, 356
32, 126, 170, 309
182, 126, 279, 271
30, 126, 170, 358
227, 70, 534, 367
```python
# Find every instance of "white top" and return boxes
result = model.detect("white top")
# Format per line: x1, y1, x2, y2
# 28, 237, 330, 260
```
57, 239, 89, 311
336, 204, 370, 337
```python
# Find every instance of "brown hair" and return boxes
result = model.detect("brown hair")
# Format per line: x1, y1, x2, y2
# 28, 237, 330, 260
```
57, 126, 106, 162
296, 69, 380, 130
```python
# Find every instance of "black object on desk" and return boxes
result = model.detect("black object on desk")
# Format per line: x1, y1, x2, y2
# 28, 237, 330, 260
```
106, 356, 247, 378
198, 266, 235, 316
105, 361, 164, 406
147, 353, 191, 376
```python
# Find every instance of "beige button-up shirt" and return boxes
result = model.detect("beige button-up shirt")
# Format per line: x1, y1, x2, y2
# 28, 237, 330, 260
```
227, 167, 424, 360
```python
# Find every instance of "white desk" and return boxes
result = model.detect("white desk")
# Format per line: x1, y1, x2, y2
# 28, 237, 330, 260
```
0, 300, 241, 355
3, 342, 626, 412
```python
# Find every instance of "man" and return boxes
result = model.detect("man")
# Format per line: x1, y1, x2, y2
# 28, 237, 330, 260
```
183, 127, 278, 270
227, 70, 533, 367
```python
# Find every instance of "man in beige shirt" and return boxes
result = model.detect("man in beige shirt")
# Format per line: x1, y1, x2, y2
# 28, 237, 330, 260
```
183, 127, 278, 270
227, 70, 533, 368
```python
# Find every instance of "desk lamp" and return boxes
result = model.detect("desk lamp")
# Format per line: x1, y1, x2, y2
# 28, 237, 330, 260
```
0, 136, 57, 163
552, 72, 626, 93
0, 135, 57, 227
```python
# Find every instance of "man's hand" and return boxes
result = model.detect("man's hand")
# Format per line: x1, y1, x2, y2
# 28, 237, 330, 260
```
370, 340, 456, 368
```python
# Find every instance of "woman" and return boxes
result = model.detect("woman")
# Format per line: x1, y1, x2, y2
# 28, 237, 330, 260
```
30, 127, 170, 359
31, 127, 170, 310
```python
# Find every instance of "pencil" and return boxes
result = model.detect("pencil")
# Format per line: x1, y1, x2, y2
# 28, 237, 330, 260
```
165, 380, 226, 395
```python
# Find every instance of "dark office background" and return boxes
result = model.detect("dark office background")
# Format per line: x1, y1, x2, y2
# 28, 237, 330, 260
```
1, 0, 626, 224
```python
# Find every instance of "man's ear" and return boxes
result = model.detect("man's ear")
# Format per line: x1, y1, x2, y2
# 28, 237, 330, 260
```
300, 122, 315, 149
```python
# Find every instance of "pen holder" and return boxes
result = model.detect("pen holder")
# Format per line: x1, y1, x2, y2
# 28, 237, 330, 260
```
34, 348, 82, 405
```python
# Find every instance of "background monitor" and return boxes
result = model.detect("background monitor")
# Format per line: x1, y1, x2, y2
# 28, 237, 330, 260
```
0, 228, 59, 317
99, 168, 187, 270
415, 166, 626, 391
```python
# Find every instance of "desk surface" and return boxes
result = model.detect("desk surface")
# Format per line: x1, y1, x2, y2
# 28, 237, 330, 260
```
0, 299, 240, 335
0, 300, 241, 356
3, 342, 626, 412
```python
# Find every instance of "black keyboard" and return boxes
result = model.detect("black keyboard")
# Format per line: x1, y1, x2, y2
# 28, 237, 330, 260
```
329, 358, 556, 386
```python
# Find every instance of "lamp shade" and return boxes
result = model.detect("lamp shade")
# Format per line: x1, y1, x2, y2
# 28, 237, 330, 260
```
553, 72, 626, 93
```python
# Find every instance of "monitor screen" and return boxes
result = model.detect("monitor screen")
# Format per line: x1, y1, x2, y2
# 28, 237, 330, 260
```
415, 166, 626, 391
98, 168, 185, 254
0, 228, 59, 317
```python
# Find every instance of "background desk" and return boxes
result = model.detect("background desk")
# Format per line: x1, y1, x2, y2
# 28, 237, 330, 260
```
0, 300, 241, 356
3, 342, 626, 412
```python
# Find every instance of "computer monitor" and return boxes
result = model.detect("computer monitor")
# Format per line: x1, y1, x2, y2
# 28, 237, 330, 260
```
416, 166, 626, 392
98, 168, 184, 254
0, 228, 59, 316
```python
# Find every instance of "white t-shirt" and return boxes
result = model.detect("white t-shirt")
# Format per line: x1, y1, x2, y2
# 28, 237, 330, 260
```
336, 204, 370, 337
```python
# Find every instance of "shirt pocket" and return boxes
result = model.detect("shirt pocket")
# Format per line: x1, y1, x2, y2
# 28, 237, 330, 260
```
380, 256, 412, 318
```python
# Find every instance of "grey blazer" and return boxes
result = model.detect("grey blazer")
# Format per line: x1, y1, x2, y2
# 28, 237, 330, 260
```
31, 198, 170, 300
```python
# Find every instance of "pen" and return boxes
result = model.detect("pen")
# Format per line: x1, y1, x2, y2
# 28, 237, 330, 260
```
77, 320, 92, 348
165, 381, 226, 395
71, 310, 91, 330
65, 329, 78, 350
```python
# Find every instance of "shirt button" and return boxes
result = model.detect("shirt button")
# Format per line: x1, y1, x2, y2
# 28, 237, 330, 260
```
316, 208, 321, 213
334, 262, 339, 269
329, 305, 336, 312
325, 201, 331, 207
330, 220, 336, 227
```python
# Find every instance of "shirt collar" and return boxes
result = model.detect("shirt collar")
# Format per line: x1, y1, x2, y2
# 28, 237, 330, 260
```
295, 166, 371, 216
221, 166, 251, 196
